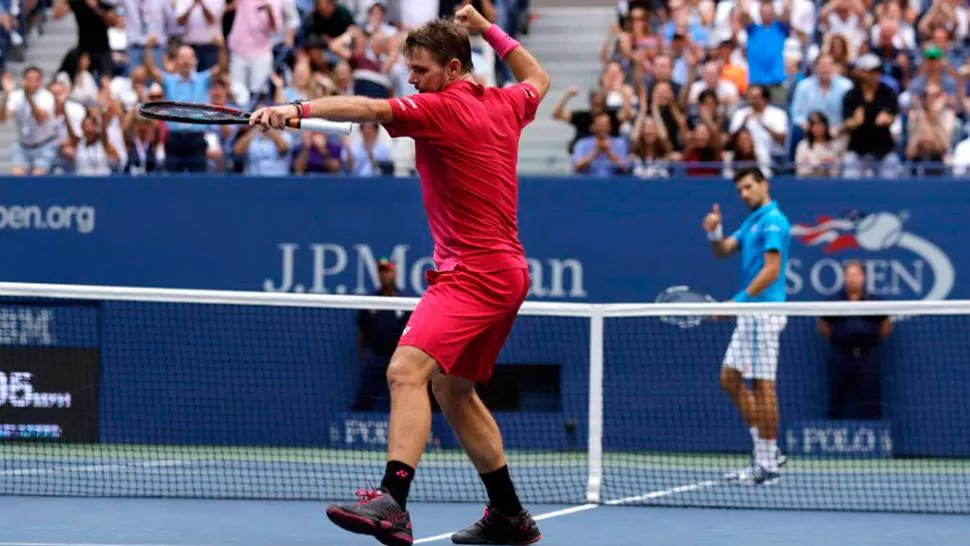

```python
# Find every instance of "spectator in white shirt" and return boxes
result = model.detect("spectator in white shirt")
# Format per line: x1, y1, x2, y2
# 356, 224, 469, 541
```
391, 0, 439, 29
121, 0, 171, 75
108, 65, 151, 110
348, 121, 392, 176
795, 111, 844, 176
688, 60, 740, 109
125, 115, 166, 175
362, 1, 398, 37
819, 0, 868, 54
57, 48, 100, 105
870, 2, 916, 52
952, 128, 970, 176
62, 111, 121, 176
729, 84, 789, 164
48, 78, 88, 173
49, 78, 87, 142
905, 82, 956, 174
0, 67, 58, 175
175, 0, 226, 71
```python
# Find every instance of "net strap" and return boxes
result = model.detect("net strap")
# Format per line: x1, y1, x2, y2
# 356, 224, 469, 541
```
0, 281, 967, 317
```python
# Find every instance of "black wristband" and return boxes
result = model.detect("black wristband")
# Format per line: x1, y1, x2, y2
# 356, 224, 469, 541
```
290, 100, 303, 119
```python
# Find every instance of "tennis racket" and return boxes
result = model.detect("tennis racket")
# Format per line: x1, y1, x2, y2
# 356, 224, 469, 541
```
138, 101, 354, 136
655, 285, 719, 328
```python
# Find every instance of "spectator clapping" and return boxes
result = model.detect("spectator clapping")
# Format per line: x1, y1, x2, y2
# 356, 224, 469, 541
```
563, 0, 970, 178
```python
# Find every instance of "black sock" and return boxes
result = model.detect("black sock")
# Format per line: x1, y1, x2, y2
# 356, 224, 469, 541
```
480, 465, 524, 516
380, 460, 415, 509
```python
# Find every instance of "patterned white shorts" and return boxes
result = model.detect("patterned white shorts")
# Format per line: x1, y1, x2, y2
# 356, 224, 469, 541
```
722, 315, 788, 381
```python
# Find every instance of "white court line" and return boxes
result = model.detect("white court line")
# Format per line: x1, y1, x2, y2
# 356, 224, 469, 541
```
413, 480, 718, 544
0, 461, 187, 477
603, 480, 720, 506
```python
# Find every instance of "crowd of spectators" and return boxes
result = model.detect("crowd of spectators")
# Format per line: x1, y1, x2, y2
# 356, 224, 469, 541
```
564, 0, 970, 178
0, 0, 529, 176
5, 0, 970, 179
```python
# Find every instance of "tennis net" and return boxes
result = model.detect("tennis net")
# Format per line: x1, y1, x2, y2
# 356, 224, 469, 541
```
0, 282, 967, 514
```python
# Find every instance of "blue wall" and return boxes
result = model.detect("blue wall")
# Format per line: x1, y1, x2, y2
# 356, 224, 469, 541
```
0, 176, 967, 457
1, 176, 964, 301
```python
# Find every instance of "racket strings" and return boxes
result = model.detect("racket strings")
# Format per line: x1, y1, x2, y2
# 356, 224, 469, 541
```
139, 102, 247, 124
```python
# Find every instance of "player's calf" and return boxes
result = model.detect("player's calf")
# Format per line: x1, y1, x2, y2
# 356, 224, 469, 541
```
385, 347, 438, 469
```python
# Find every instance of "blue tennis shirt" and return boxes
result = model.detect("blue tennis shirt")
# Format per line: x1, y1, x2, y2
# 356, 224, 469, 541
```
731, 200, 791, 303
161, 69, 213, 133
746, 22, 789, 86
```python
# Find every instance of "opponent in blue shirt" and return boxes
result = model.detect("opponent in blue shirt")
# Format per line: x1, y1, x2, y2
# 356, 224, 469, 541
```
702, 167, 791, 486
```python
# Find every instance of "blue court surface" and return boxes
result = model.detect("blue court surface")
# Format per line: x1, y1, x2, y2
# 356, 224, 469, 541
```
2, 445, 969, 545
1, 496, 969, 546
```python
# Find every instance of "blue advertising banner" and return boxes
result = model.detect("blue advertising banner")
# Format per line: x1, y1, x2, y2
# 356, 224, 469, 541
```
0, 176, 965, 302
0, 177, 967, 457
784, 420, 894, 459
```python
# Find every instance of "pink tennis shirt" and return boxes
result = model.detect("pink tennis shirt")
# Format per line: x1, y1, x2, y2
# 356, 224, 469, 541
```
384, 81, 541, 273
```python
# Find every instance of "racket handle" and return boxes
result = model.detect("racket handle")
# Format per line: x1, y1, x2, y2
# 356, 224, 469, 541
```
285, 117, 354, 136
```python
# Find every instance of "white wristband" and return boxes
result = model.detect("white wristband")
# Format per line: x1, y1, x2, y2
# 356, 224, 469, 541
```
707, 224, 724, 241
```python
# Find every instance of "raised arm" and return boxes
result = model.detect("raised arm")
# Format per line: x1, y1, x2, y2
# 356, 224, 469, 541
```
176, 0, 198, 25
250, 5, 550, 129
143, 35, 165, 83
703, 203, 740, 259
552, 86, 578, 122
211, 34, 229, 78
736, 0, 754, 29
0, 73, 13, 123
779, 0, 793, 26
469, 6, 551, 100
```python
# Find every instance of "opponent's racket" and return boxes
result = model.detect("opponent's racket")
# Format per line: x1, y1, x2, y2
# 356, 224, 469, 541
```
138, 101, 354, 136
655, 285, 718, 328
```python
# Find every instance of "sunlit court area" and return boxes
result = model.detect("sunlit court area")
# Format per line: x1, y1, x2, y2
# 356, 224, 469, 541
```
1, 1, 970, 545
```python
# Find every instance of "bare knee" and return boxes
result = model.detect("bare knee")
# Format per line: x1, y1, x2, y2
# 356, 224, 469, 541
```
720, 368, 742, 395
752, 380, 776, 399
386, 347, 436, 392
431, 372, 476, 412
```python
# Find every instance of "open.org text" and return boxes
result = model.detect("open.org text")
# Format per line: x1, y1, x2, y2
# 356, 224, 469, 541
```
0, 205, 95, 234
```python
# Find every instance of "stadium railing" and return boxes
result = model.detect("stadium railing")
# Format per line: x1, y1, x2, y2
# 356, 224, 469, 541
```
555, 159, 969, 178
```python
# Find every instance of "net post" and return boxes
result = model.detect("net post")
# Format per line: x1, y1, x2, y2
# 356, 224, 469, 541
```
585, 305, 604, 504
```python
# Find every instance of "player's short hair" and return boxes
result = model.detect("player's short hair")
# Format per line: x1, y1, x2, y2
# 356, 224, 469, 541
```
403, 19, 474, 74
733, 167, 767, 184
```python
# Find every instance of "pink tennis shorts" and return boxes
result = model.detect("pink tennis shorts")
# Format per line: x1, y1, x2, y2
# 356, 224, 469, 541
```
398, 265, 530, 383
